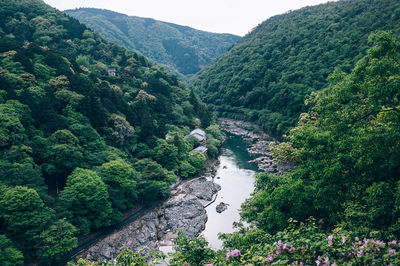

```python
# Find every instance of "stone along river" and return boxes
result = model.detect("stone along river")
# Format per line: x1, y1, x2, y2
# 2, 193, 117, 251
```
75, 119, 288, 263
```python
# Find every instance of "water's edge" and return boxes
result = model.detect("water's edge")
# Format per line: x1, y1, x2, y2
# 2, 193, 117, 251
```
74, 118, 285, 262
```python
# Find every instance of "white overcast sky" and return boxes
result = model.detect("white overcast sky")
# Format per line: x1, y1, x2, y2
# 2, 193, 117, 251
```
43, 0, 334, 36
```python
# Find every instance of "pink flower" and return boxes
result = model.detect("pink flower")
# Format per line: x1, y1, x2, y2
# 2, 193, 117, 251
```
289, 246, 296, 252
388, 249, 397, 256
342, 236, 347, 244
328, 235, 333, 246
316, 256, 322, 265
267, 254, 274, 262
226, 249, 241, 261
389, 240, 397, 246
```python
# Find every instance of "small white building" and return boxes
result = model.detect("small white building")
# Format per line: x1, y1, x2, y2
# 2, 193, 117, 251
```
189, 128, 206, 145
108, 68, 116, 76
190, 145, 208, 155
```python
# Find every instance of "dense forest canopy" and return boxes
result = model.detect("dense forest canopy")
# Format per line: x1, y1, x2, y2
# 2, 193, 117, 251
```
0, 0, 222, 264
190, 0, 400, 138
65, 8, 240, 81
118, 31, 400, 266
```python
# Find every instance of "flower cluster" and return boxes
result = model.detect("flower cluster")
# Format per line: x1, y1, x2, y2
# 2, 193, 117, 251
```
226, 249, 241, 261
258, 234, 400, 265
315, 255, 336, 266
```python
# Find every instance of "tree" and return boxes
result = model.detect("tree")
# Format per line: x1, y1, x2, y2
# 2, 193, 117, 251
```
99, 159, 138, 212
153, 139, 179, 170
34, 219, 78, 262
42, 129, 83, 193
0, 235, 23, 266
57, 168, 114, 234
0, 100, 31, 148
241, 32, 400, 236
188, 151, 207, 174
170, 231, 215, 265
0, 186, 55, 258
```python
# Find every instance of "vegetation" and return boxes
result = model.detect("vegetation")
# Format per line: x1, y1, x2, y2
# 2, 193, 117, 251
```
168, 31, 400, 265
190, 0, 400, 138
64, 8, 240, 80
0, 0, 223, 264
67, 32, 400, 266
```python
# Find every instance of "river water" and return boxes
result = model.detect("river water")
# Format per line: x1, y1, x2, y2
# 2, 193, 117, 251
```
202, 134, 258, 249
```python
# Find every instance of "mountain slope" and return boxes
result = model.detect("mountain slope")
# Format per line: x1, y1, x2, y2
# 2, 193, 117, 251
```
64, 8, 240, 80
0, 0, 219, 263
190, 0, 400, 138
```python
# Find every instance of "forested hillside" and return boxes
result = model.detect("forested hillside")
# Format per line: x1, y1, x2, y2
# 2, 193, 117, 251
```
138, 31, 400, 266
0, 0, 222, 264
190, 0, 400, 138
64, 8, 240, 80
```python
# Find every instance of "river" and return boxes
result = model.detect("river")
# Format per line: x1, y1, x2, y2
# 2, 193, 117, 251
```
202, 134, 258, 249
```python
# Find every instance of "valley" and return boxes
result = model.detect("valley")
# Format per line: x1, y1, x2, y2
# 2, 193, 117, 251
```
0, 0, 399, 265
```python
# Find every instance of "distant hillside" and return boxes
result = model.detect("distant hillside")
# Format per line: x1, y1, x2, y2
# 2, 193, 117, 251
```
190, 0, 400, 138
0, 0, 220, 263
64, 8, 240, 80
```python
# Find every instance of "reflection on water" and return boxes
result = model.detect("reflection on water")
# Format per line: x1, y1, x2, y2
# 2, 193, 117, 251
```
202, 135, 257, 249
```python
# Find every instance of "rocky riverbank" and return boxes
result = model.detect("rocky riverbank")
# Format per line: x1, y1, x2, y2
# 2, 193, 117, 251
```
77, 171, 220, 262
219, 118, 292, 173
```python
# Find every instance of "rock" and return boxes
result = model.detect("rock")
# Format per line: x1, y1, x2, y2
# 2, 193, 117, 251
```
220, 118, 294, 174
164, 196, 207, 239
223, 165, 227, 169
76, 173, 221, 262
186, 178, 221, 201
216, 202, 229, 213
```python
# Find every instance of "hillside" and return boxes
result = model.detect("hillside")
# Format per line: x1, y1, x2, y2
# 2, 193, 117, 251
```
64, 8, 240, 80
190, 0, 400, 138
0, 0, 222, 264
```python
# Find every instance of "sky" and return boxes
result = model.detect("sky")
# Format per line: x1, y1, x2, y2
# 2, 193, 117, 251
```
43, 0, 334, 36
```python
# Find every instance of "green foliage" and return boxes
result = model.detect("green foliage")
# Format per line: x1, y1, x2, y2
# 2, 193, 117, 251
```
241, 31, 400, 239
0, 234, 24, 266
65, 8, 240, 80
170, 230, 216, 265
34, 219, 78, 262
269, 141, 299, 164
0, 186, 55, 259
218, 219, 400, 265
188, 151, 207, 174
99, 159, 138, 212
134, 158, 176, 203
152, 139, 179, 170
0, 100, 31, 148
191, 0, 400, 138
57, 168, 114, 234
0, 0, 213, 262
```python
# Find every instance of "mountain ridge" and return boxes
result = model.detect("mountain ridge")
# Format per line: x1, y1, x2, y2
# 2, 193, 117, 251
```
190, 0, 400, 138
64, 8, 240, 80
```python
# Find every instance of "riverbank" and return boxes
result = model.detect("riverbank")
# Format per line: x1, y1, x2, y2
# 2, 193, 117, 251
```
74, 118, 290, 262
75, 162, 220, 262
220, 118, 292, 173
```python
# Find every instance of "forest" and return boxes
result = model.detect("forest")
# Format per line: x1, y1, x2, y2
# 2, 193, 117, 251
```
75, 31, 400, 265
191, 0, 400, 138
64, 8, 240, 81
0, 0, 223, 264
1, 0, 400, 265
